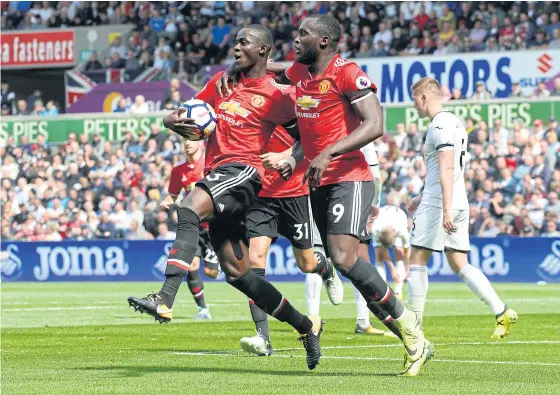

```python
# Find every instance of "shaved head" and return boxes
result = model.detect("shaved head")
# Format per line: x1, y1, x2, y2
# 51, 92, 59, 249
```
246, 24, 273, 53
308, 15, 342, 49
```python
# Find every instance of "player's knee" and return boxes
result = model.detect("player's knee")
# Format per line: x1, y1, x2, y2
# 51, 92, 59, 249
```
176, 207, 200, 231
204, 267, 218, 279
295, 250, 315, 273
189, 256, 201, 271
248, 249, 267, 269
329, 246, 358, 275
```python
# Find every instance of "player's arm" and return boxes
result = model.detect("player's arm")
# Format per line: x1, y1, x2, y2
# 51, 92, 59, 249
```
362, 142, 382, 217
304, 92, 382, 188
330, 92, 383, 156
162, 167, 182, 209
160, 193, 179, 210
267, 63, 292, 85
439, 149, 458, 234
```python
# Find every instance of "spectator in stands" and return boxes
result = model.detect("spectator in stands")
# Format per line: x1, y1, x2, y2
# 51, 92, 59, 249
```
124, 50, 140, 74
1, 83, 15, 115
109, 36, 127, 59
509, 81, 524, 98
85, 52, 103, 71
129, 95, 149, 114
530, 31, 548, 48
26, 89, 42, 112
113, 97, 129, 113
451, 87, 466, 100
16, 100, 29, 115
532, 82, 551, 98
552, 78, 560, 96
472, 81, 493, 100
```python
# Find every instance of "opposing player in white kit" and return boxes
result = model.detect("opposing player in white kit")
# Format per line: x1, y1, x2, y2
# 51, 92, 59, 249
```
370, 205, 410, 300
406, 77, 517, 339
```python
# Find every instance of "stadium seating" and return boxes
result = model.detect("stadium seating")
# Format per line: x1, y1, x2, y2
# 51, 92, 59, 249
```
2, 1, 560, 241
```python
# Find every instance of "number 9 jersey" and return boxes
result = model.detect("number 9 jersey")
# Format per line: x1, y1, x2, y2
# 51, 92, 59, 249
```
420, 110, 469, 211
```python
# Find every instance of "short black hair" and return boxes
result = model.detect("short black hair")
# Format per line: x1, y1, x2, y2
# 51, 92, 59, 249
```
309, 15, 342, 48
246, 24, 273, 51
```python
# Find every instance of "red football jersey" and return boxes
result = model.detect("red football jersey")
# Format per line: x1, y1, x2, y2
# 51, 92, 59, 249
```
286, 55, 376, 186
260, 126, 309, 198
196, 72, 296, 179
168, 156, 205, 196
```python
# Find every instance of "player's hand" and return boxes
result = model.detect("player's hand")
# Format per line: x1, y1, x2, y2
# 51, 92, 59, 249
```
304, 150, 332, 189
260, 151, 288, 170
406, 195, 421, 215
215, 71, 239, 98
276, 161, 294, 180
163, 108, 200, 139
443, 210, 458, 234
391, 269, 401, 283
160, 200, 172, 210
370, 206, 380, 220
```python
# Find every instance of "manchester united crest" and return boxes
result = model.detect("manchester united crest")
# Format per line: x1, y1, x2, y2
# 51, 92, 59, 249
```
319, 80, 331, 94
251, 95, 265, 108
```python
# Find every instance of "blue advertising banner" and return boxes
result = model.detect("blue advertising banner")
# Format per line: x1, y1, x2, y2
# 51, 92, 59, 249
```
356, 50, 560, 103
1, 237, 559, 283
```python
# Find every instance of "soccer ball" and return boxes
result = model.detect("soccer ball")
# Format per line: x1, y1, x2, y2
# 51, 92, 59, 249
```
179, 99, 217, 140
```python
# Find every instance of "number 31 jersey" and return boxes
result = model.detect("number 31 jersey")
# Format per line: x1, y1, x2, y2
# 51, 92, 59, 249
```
421, 110, 469, 210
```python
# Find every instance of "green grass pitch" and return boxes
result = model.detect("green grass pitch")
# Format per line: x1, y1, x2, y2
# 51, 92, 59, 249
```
2, 282, 560, 395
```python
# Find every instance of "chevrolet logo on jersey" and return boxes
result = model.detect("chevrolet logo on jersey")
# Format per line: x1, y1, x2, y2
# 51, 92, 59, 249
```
296, 96, 320, 110
218, 101, 251, 117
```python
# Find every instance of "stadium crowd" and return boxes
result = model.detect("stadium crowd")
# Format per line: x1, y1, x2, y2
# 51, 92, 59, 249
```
2, 111, 560, 241
3, 1, 560, 82
2, 1, 560, 241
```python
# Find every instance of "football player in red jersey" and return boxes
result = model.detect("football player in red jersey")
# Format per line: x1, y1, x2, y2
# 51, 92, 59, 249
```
239, 125, 344, 357
128, 25, 323, 370
217, 15, 432, 376
160, 139, 219, 320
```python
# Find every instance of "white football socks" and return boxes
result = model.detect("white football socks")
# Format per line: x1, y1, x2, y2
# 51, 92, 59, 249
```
354, 285, 370, 328
458, 264, 506, 316
394, 260, 406, 295
375, 261, 387, 282
305, 273, 322, 316
407, 264, 428, 320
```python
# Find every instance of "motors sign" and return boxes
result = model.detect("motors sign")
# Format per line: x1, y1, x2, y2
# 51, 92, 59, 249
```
1, 30, 75, 68
357, 50, 559, 103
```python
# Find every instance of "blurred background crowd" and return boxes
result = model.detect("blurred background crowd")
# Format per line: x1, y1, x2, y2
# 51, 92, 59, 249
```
2, 1, 560, 84
2, 1, 560, 241
3, 112, 560, 241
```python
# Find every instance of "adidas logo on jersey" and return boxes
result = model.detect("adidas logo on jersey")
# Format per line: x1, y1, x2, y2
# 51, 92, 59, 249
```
334, 58, 350, 67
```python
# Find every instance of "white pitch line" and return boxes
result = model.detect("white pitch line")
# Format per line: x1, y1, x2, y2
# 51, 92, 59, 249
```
272, 340, 560, 352
3, 297, 560, 310
171, 345, 560, 367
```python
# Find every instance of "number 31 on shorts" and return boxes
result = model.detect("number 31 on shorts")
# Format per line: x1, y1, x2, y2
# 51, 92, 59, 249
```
294, 223, 309, 240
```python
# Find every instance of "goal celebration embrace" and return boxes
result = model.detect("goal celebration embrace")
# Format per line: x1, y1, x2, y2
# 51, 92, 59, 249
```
127, 14, 519, 377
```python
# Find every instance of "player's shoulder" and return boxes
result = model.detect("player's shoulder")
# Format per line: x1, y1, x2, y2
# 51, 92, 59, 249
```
432, 111, 462, 129
266, 77, 294, 98
172, 159, 188, 169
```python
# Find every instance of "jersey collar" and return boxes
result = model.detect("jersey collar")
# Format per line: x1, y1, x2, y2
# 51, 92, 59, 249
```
238, 72, 274, 87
